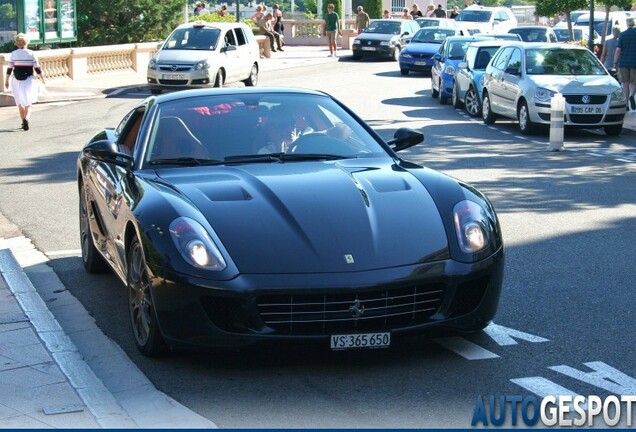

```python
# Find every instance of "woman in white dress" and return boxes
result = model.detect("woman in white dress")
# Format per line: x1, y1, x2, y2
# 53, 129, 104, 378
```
3, 33, 46, 131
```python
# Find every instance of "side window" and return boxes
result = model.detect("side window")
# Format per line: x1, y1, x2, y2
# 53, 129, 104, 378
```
117, 108, 145, 155
492, 47, 513, 71
549, 32, 557, 43
235, 28, 247, 46
225, 29, 237, 46
505, 48, 522, 75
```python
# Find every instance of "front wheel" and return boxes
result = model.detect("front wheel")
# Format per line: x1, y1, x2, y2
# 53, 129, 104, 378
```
243, 64, 259, 87
431, 80, 439, 98
400, 68, 409, 76
213, 69, 224, 88
518, 100, 536, 135
482, 93, 497, 124
127, 237, 168, 357
452, 84, 463, 109
438, 80, 448, 104
392, 46, 401, 62
604, 124, 622, 136
465, 86, 481, 117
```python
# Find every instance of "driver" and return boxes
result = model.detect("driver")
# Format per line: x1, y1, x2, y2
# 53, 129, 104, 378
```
255, 105, 308, 154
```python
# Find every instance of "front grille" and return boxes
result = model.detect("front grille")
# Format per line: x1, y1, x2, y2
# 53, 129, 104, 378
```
257, 285, 445, 335
564, 94, 607, 104
413, 53, 433, 60
158, 65, 191, 72
158, 79, 189, 85
359, 40, 381, 47
568, 114, 603, 124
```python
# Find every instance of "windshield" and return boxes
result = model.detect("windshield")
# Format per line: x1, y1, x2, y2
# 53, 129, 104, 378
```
509, 28, 549, 42
525, 48, 607, 75
163, 27, 221, 50
145, 93, 388, 166
455, 10, 492, 23
363, 21, 402, 34
575, 19, 608, 35
417, 19, 440, 27
553, 28, 584, 42
447, 41, 471, 59
412, 28, 456, 43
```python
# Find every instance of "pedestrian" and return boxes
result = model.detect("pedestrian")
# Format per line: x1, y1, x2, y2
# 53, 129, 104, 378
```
251, 5, 264, 25
601, 26, 621, 77
258, 12, 284, 52
614, 18, 636, 110
272, 4, 285, 37
433, 4, 446, 18
400, 8, 412, 19
449, 6, 459, 18
3, 33, 45, 131
198, 2, 210, 15
217, 4, 227, 16
193, 1, 203, 15
323, 3, 341, 57
425, 4, 435, 17
383, 9, 391, 18
356, 6, 370, 34
410, 4, 423, 19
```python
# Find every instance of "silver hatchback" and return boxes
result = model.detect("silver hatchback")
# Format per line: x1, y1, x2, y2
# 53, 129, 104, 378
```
147, 21, 260, 94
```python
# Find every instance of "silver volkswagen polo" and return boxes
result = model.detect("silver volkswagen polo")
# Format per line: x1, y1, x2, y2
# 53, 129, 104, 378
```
147, 21, 260, 94
481, 42, 626, 136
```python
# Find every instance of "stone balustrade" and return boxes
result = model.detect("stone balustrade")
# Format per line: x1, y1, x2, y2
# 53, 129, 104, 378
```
0, 19, 356, 85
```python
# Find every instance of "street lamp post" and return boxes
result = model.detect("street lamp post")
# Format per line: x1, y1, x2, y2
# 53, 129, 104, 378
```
588, 0, 595, 53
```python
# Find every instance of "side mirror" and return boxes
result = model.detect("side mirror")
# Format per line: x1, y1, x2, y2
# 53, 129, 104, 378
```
83, 140, 133, 169
387, 127, 424, 152
458, 61, 468, 69
433, 53, 442, 61
223, 44, 237, 52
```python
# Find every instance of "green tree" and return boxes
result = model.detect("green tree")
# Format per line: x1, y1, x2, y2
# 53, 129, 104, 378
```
364, 0, 382, 18
535, 0, 587, 41
77, 0, 184, 47
596, 0, 633, 43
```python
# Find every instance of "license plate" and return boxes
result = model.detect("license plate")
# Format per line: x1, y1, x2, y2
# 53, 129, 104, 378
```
415, 61, 430, 66
570, 106, 603, 114
330, 332, 391, 350
361, 46, 376, 51
162, 73, 187, 80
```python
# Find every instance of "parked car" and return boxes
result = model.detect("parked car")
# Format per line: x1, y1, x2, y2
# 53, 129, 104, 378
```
481, 42, 626, 135
553, 26, 601, 44
575, 11, 629, 37
453, 40, 512, 116
399, 27, 460, 75
415, 17, 459, 29
147, 21, 260, 94
507, 25, 558, 42
431, 35, 491, 104
77, 87, 505, 355
352, 19, 421, 61
454, 5, 517, 35
473, 33, 522, 41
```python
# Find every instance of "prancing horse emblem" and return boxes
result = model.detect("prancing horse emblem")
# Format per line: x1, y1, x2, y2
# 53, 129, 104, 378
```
349, 299, 365, 319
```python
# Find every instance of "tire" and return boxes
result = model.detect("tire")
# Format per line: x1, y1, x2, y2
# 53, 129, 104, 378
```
482, 92, 497, 124
438, 80, 448, 104
352, 54, 361, 60
127, 237, 169, 357
400, 68, 409, 76
213, 69, 224, 88
79, 183, 109, 273
517, 100, 536, 135
465, 85, 481, 117
452, 83, 463, 109
392, 46, 401, 62
149, 87, 162, 95
242, 64, 258, 87
604, 124, 622, 136
431, 80, 439, 98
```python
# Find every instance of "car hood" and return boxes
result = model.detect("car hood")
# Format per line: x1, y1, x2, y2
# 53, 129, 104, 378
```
356, 33, 398, 42
153, 49, 214, 64
156, 159, 449, 274
528, 74, 621, 94
403, 42, 442, 55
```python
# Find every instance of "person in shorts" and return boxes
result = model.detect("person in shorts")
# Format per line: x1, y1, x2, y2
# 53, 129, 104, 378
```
614, 18, 636, 110
323, 3, 341, 57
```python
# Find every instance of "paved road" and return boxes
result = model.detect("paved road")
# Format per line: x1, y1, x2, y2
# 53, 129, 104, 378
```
1, 57, 635, 427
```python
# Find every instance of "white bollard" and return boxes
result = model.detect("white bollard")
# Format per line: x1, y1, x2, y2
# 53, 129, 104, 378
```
547, 93, 565, 151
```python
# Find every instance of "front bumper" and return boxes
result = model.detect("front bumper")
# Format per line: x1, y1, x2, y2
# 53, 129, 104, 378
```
353, 45, 396, 58
149, 249, 505, 350
399, 57, 434, 73
147, 68, 212, 89
531, 98, 626, 127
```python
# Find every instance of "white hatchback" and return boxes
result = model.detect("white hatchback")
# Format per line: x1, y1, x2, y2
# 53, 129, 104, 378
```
147, 21, 260, 94
454, 5, 517, 35
481, 42, 626, 136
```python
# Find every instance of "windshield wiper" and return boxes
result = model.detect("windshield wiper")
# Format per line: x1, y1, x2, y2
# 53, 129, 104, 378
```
223, 153, 348, 164
149, 157, 223, 166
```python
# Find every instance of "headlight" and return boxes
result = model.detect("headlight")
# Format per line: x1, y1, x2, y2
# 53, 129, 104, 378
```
535, 87, 556, 103
194, 60, 210, 70
169, 217, 226, 271
148, 58, 157, 70
380, 41, 391, 46
401, 52, 412, 58
453, 200, 490, 254
353, 39, 361, 45
611, 89, 626, 102
444, 65, 456, 75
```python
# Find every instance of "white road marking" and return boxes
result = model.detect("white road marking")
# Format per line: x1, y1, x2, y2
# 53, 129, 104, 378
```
483, 322, 549, 346
514, 135, 527, 140
46, 249, 82, 257
434, 336, 500, 360
550, 361, 636, 394
500, 131, 512, 135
